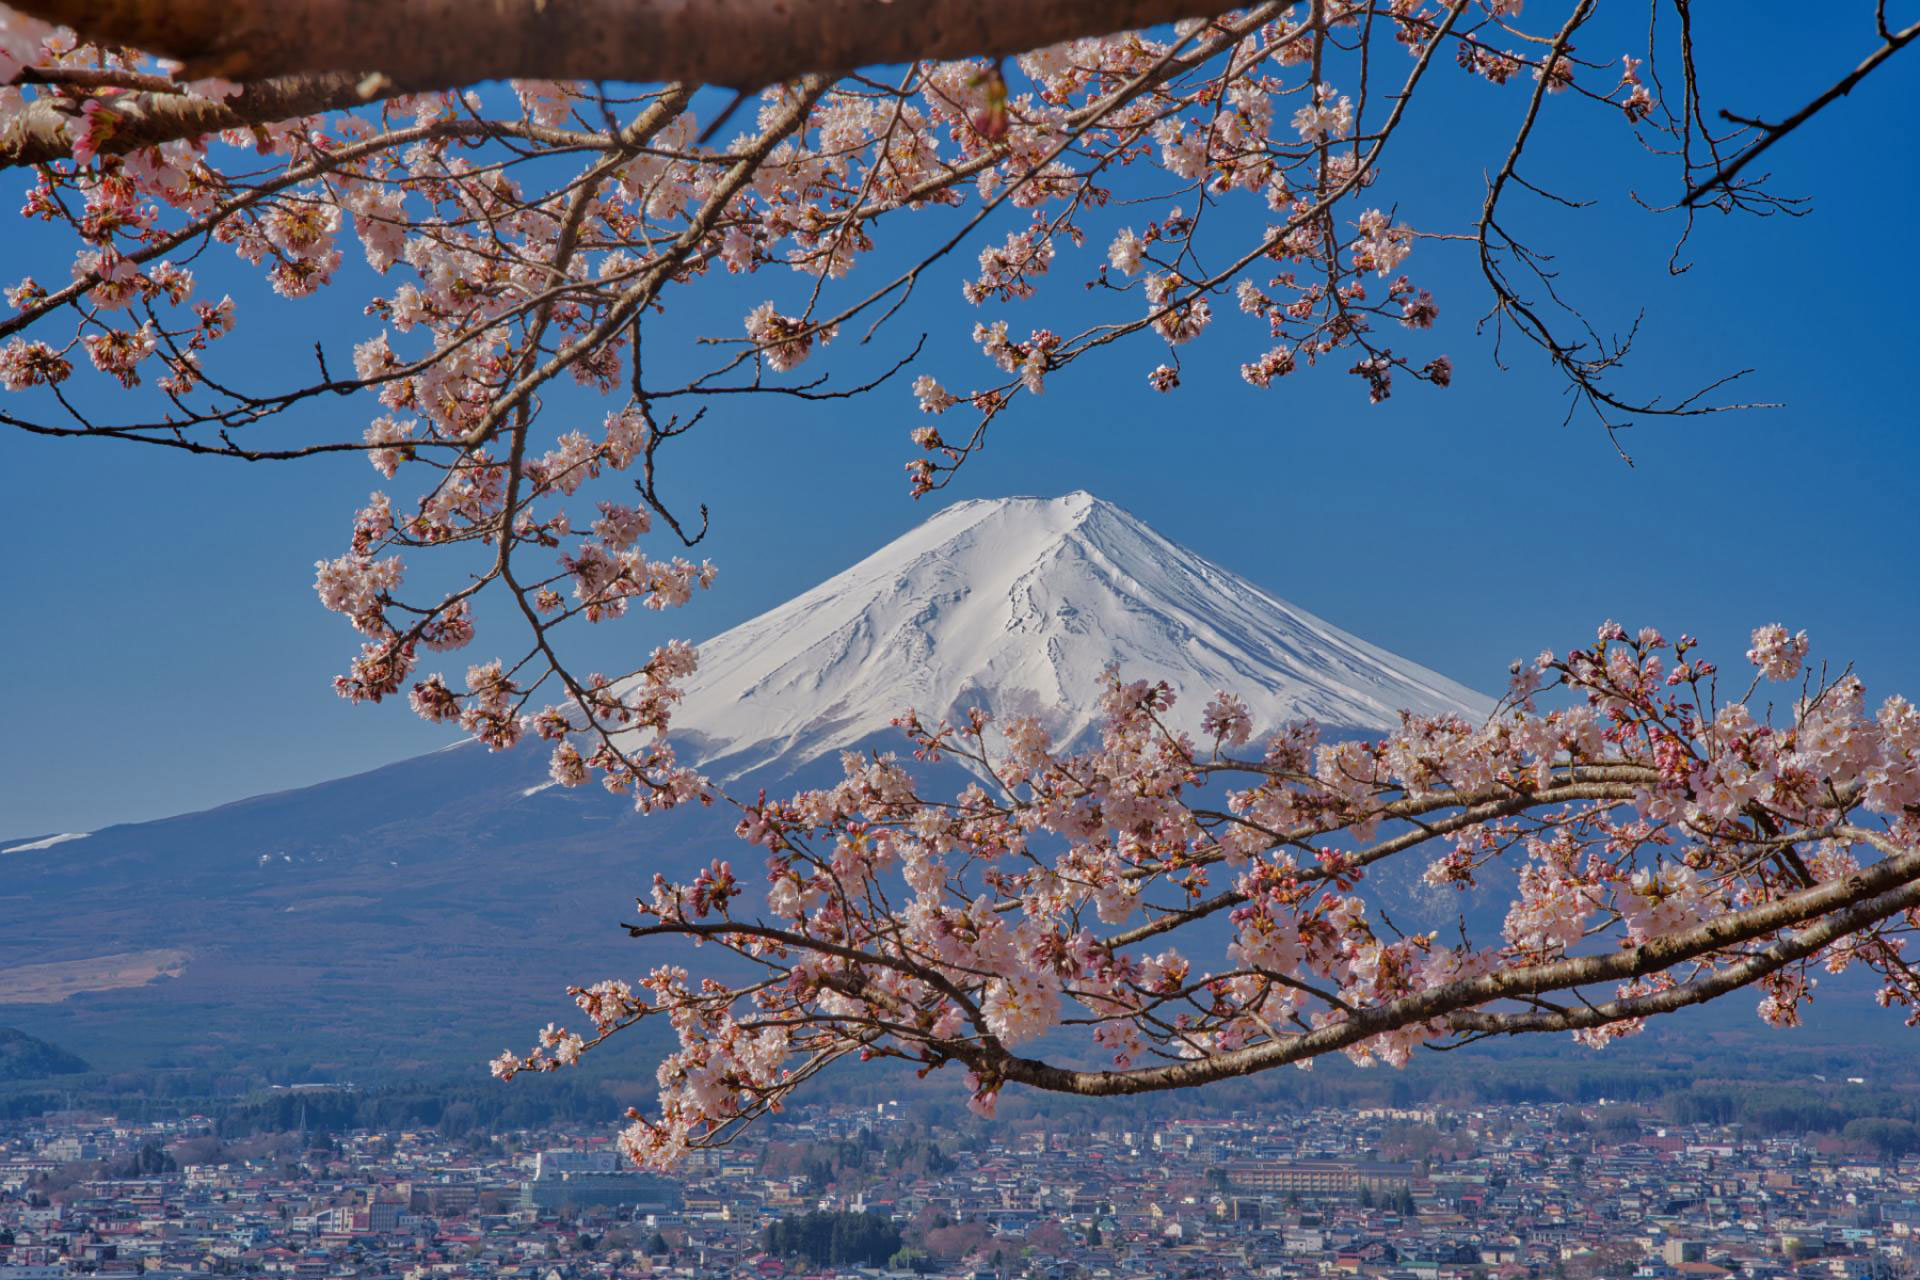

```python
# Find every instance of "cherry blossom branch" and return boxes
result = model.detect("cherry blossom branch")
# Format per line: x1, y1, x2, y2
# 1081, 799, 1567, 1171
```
453, 78, 829, 451
0, 111, 623, 344
994, 841, 1920, 1097
1447, 877, 1920, 1039
0, 71, 400, 168
486, 627, 1920, 1167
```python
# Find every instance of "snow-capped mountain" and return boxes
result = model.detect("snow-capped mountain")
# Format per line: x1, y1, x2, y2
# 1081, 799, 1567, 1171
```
0, 491, 1492, 1076
652, 491, 1490, 777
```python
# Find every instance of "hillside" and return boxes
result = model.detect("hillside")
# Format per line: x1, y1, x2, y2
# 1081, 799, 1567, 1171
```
0, 1026, 88, 1080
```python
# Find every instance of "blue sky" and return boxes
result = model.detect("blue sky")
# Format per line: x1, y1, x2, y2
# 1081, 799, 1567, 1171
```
4, 5, 1917, 836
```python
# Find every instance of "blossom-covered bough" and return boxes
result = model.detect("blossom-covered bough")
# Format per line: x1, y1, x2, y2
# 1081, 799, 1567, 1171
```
489, 625, 1920, 1167
1, 0, 1915, 1165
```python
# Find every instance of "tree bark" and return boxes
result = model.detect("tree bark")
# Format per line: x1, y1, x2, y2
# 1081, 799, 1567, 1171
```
1, 72, 385, 168
8, 0, 1242, 89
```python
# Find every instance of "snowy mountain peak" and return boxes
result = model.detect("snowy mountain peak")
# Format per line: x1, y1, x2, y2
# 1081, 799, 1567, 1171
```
645, 492, 1492, 779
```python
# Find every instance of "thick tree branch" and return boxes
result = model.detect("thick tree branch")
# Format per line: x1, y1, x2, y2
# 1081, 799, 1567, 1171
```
990, 841, 1920, 1096
0, 70, 399, 168
1447, 876, 1920, 1037
8, 0, 1243, 93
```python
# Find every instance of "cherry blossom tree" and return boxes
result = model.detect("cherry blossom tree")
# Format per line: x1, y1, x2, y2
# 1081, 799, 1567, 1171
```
1, 0, 1916, 1164
498, 624, 1920, 1168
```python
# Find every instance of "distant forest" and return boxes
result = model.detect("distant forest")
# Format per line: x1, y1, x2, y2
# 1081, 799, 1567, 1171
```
4, 1026, 1920, 1151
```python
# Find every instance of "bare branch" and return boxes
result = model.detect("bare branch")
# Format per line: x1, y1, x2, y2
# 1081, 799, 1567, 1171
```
1684, 14, 1920, 206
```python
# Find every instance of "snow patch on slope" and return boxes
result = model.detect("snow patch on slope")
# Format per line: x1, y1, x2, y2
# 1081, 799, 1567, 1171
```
626, 492, 1491, 780
1, 831, 90, 855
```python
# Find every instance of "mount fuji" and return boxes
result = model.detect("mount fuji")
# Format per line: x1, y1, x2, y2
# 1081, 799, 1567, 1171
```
650, 492, 1488, 777
0, 493, 1490, 1076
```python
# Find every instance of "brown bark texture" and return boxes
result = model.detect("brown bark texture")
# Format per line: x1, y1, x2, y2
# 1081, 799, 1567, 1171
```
2, 72, 375, 167
10, 0, 1240, 88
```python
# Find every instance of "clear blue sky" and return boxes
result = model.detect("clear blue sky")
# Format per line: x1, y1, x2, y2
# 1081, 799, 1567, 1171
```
3, 6, 1916, 836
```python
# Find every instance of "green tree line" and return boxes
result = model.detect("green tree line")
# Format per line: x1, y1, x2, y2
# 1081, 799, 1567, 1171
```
763, 1210, 901, 1267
